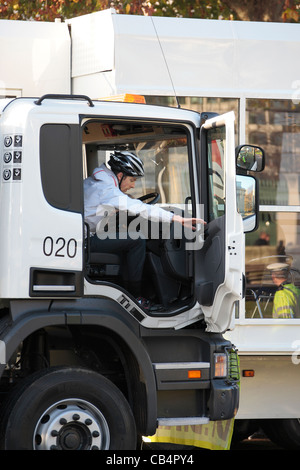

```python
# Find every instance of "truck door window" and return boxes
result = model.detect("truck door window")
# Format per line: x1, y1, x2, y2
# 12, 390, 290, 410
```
82, 121, 191, 207
207, 126, 226, 221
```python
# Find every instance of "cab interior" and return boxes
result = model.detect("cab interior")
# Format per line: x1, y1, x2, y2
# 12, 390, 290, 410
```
82, 119, 199, 313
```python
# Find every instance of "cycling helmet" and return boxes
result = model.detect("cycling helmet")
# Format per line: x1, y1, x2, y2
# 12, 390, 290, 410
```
108, 151, 144, 178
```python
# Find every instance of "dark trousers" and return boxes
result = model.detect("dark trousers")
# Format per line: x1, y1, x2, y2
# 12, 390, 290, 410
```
90, 233, 146, 297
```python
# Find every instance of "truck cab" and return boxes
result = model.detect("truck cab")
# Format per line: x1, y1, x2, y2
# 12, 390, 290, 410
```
0, 95, 262, 450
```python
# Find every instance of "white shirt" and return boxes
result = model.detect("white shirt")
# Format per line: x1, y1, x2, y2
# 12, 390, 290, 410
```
84, 163, 173, 234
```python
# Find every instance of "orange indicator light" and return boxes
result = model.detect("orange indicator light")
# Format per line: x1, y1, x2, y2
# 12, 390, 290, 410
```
242, 370, 255, 377
100, 94, 146, 104
188, 370, 201, 379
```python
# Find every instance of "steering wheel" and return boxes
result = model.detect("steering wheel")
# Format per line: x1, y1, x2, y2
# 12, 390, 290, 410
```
138, 192, 160, 205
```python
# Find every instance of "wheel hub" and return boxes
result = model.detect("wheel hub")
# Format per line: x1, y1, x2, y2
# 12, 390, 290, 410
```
33, 399, 110, 450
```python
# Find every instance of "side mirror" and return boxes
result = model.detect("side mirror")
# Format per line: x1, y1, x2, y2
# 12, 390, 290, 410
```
236, 174, 258, 232
236, 145, 265, 172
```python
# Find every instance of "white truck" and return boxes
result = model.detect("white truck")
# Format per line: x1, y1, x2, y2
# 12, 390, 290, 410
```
5, 8, 298, 449
0, 92, 263, 450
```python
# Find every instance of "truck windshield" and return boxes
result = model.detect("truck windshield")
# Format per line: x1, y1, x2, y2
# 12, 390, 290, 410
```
207, 126, 226, 221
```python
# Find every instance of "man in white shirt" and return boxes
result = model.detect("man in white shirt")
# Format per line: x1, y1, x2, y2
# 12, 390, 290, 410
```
84, 151, 204, 305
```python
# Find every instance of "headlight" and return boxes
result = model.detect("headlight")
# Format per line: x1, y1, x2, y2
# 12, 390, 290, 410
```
214, 353, 227, 378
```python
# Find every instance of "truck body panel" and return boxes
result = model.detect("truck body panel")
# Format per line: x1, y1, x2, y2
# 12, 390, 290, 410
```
69, 10, 300, 101
0, 19, 70, 97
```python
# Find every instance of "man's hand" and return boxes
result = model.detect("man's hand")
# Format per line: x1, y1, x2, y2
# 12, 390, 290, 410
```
172, 214, 206, 230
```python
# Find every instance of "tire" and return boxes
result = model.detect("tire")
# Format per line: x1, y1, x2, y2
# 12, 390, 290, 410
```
0, 367, 136, 450
261, 418, 300, 450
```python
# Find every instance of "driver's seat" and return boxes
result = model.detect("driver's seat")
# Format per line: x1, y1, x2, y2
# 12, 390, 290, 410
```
85, 223, 121, 279
87, 252, 121, 279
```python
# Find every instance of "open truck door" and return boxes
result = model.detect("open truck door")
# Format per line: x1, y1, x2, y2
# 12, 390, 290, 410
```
196, 112, 244, 333
196, 112, 264, 333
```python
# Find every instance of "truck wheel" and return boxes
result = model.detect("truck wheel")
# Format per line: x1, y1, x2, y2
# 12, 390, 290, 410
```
261, 419, 300, 449
0, 367, 136, 450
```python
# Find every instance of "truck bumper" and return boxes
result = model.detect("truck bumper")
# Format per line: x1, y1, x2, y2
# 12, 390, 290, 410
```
208, 379, 239, 420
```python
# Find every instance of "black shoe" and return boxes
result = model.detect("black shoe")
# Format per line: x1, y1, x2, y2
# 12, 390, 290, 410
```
136, 297, 164, 312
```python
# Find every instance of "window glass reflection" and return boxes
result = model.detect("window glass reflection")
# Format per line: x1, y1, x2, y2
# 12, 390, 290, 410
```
245, 212, 300, 319
207, 126, 226, 221
246, 99, 300, 205
145, 96, 239, 141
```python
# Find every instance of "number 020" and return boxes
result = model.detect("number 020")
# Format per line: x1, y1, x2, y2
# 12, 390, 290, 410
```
43, 236, 77, 258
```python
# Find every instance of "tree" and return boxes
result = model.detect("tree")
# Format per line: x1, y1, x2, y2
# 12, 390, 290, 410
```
0, 0, 299, 22
150, 0, 300, 22
221, 0, 299, 22
149, 1, 234, 20
0, 1, 105, 21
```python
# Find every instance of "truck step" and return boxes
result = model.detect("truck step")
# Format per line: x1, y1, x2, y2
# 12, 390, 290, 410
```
157, 417, 209, 426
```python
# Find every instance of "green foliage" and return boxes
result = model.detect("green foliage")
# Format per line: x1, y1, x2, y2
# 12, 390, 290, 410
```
148, 0, 234, 20
0, 0, 299, 22
0, 0, 110, 21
